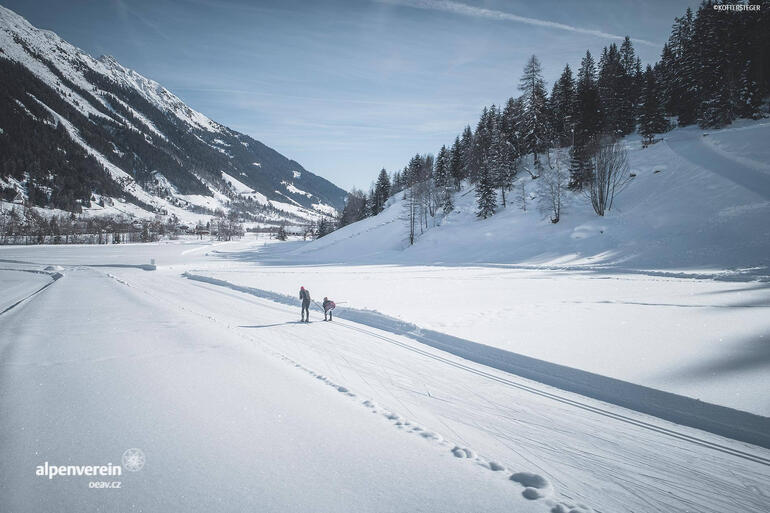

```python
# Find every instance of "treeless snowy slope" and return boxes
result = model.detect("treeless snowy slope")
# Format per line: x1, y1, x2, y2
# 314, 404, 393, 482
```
665, 122, 770, 200
0, 266, 545, 513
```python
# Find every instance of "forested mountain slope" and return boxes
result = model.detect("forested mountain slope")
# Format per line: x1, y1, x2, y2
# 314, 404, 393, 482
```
0, 5, 346, 224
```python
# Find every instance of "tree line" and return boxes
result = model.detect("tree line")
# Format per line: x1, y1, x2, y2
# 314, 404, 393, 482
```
331, 1, 768, 242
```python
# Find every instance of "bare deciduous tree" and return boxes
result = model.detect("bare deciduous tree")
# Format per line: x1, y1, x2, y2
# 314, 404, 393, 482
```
538, 149, 569, 223
586, 139, 631, 216
516, 177, 529, 213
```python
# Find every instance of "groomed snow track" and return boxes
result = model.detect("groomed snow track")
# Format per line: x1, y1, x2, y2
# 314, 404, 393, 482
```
183, 272, 770, 455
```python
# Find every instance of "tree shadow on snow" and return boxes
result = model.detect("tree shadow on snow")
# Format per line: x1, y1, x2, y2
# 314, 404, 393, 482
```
666, 334, 770, 379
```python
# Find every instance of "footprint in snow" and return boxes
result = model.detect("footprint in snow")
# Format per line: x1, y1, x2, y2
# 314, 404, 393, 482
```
418, 431, 442, 442
335, 386, 355, 397
510, 472, 553, 500
451, 446, 475, 459
522, 488, 545, 500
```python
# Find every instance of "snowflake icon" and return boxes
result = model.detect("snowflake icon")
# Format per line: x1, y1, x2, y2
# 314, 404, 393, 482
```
121, 448, 146, 472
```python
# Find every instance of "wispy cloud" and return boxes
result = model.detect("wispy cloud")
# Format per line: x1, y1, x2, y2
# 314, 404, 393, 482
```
378, 0, 657, 47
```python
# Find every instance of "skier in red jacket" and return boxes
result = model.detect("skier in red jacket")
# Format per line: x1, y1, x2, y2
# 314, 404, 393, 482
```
322, 297, 336, 321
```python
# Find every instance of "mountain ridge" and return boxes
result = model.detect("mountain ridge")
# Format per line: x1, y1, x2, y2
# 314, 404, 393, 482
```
0, 4, 346, 226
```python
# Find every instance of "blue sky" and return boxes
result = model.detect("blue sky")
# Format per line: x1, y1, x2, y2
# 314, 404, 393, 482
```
4, 0, 698, 190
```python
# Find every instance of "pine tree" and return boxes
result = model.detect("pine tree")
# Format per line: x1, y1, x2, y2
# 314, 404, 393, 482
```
571, 51, 601, 189
460, 126, 474, 183
339, 189, 367, 227
472, 107, 491, 183
372, 168, 391, 215
619, 36, 640, 135
449, 136, 464, 189
519, 55, 549, 162
639, 65, 668, 144
501, 97, 524, 158
434, 144, 454, 214
475, 162, 497, 219
668, 8, 698, 125
316, 217, 334, 238
434, 145, 449, 189
491, 121, 517, 207
276, 223, 288, 241
549, 64, 575, 147
598, 43, 625, 137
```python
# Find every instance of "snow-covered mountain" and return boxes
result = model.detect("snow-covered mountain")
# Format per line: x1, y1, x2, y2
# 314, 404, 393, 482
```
0, 5, 346, 225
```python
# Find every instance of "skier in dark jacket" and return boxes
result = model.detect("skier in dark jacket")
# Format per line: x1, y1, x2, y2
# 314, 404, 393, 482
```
322, 297, 335, 321
299, 286, 311, 322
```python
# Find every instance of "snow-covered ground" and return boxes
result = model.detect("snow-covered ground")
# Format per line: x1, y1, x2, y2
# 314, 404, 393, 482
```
0, 268, 53, 312
165, 120, 770, 417
1, 239, 769, 513
184, 261, 770, 416
2, 121, 769, 512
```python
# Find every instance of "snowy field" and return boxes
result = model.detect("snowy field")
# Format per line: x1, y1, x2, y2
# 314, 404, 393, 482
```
1, 239, 769, 513
187, 261, 770, 416
2, 121, 770, 513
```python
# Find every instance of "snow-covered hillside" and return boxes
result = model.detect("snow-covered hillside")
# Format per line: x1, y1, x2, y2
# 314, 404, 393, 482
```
175, 120, 770, 418
292, 119, 770, 272
0, 5, 345, 226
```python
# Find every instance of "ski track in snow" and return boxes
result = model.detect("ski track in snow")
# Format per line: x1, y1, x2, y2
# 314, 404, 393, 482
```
181, 272, 770, 452
665, 133, 770, 201
96, 269, 581, 510
2, 242, 770, 513
0, 264, 547, 513
90, 263, 770, 513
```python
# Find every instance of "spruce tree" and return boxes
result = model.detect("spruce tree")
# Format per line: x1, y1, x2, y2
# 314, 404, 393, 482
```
519, 55, 549, 162
619, 36, 640, 135
475, 162, 497, 219
501, 96, 524, 158
571, 51, 601, 189
639, 65, 668, 144
549, 64, 575, 147
492, 127, 517, 207
460, 126, 474, 183
668, 8, 698, 125
472, 107, 492, 183
449, 137, 464, 189
435, 145, 453, 214
598, 43, 625, 137
373, 168, 391, 214
434, 145, 449, 189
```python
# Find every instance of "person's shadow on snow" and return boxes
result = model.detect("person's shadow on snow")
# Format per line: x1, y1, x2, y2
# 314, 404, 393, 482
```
239, 322, 307, 328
